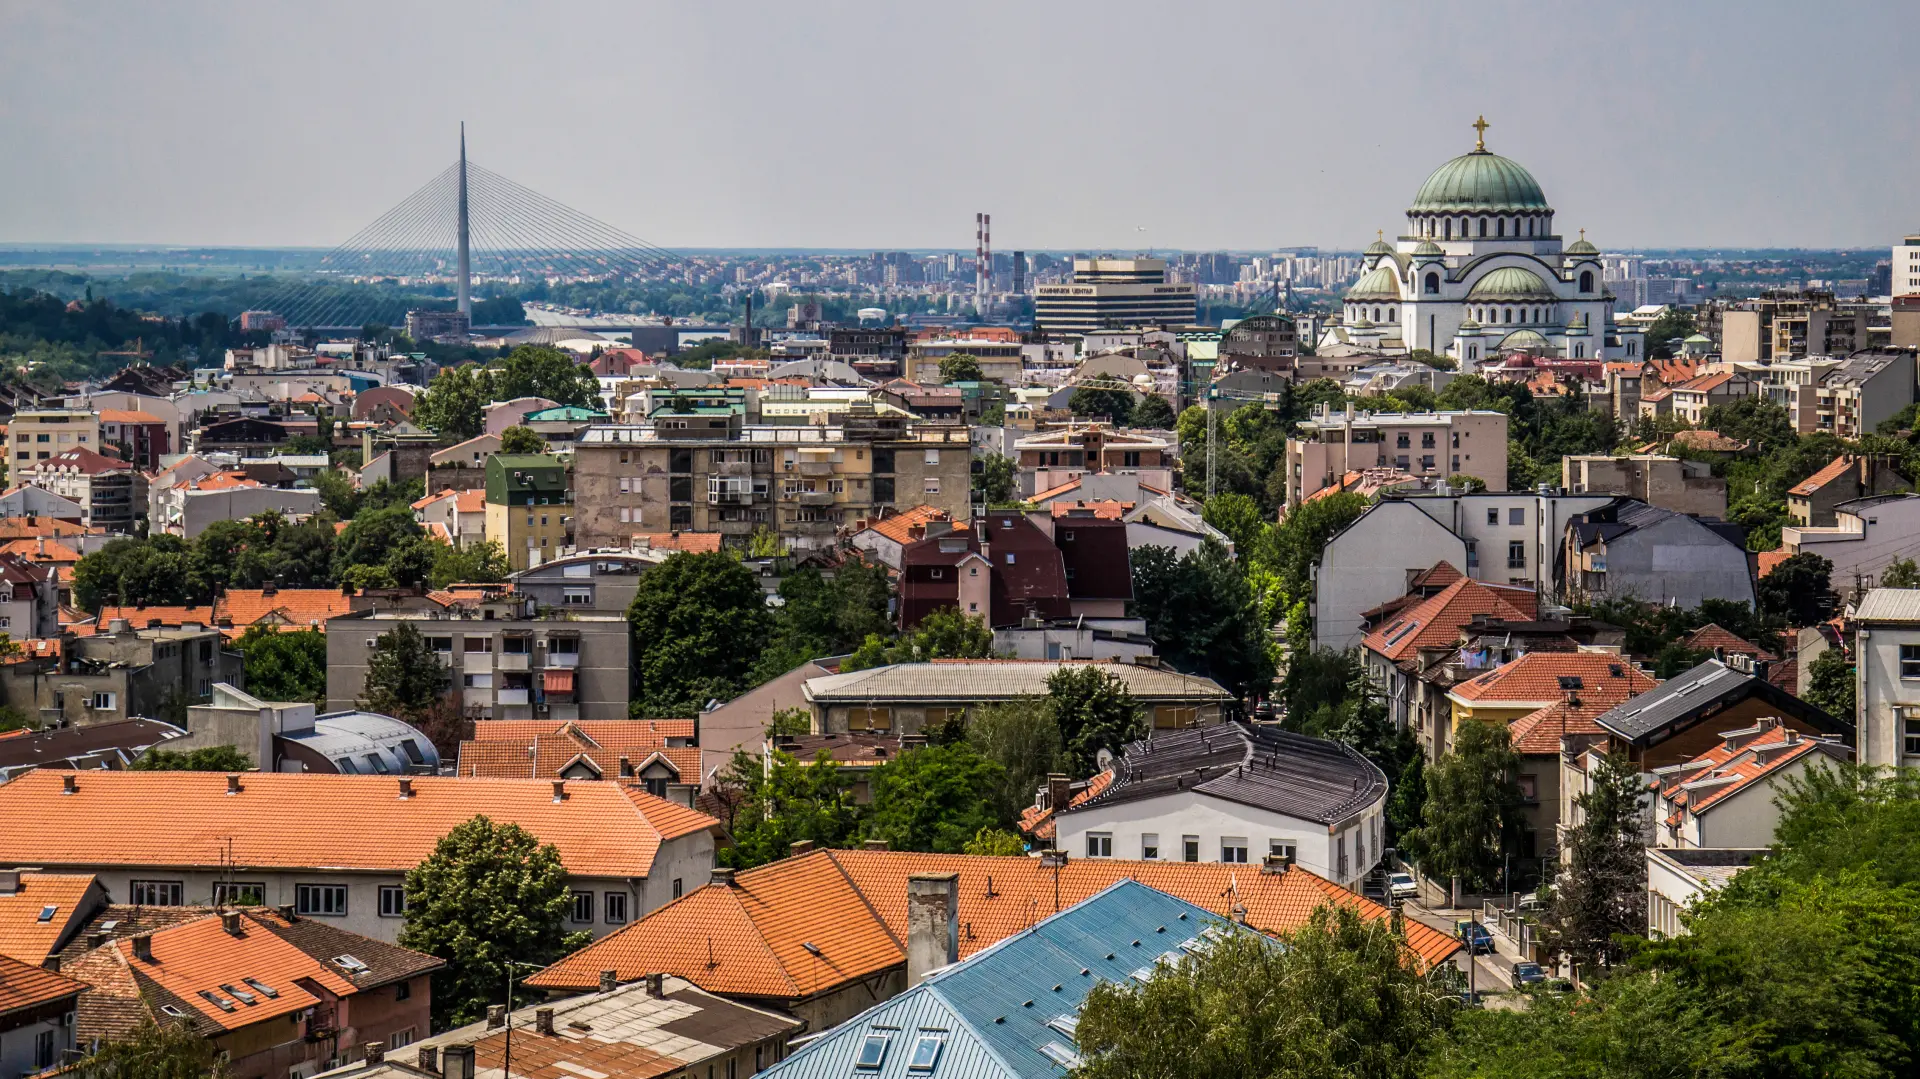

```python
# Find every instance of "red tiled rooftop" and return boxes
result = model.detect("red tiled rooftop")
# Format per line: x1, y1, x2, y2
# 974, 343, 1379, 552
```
1362, 578, 1536, 662
1788, 456, 1855, 497
1451, 651, 1657, 706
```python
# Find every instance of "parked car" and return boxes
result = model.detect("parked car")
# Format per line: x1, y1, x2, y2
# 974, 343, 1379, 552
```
1388, 872, 1418, 901
1454, 921, 1494, 955
1510, 961, 1546, 986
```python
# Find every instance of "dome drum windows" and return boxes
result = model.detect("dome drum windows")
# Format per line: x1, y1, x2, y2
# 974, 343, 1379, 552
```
1424, 273, 1440, 295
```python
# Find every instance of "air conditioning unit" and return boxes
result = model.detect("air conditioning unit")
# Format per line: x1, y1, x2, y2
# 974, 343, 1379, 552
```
535, 704, 551, 715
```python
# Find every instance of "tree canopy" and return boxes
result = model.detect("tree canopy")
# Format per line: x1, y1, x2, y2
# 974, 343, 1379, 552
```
629, 551, 771, 715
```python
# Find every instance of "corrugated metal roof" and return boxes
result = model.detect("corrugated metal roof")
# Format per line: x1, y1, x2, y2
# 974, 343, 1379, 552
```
1592, 659, 1847, 745
759, 880, 1236, 1079
1854, 588, 1920, 624
804, 662, 1233, 704
1070, 722, 1385, 826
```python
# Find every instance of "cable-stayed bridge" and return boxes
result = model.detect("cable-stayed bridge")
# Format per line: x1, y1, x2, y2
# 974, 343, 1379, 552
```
263, 126, 682, 332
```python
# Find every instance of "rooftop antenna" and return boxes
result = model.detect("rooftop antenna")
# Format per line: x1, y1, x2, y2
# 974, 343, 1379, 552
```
456, 122, 472, 319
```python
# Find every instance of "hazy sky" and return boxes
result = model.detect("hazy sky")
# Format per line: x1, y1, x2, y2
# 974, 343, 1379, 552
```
2, 1, 1915, 252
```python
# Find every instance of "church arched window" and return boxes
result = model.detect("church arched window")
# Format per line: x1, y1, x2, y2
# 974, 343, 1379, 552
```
1424, 272, 1439, 295
1373, 308, 1382, 322
1444, 220, 1452, 241
1628, 340, 1637, 356
1574, 343, 1585, 358
1504, 308, 1513, 324
1389, 308, 1396, 321
1579, 271, 1594, 293
1479, 218, 1488, 238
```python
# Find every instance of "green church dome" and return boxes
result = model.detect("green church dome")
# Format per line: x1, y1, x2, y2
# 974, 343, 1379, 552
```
1345, 265, 1401, 300
1412, 240, 1444, 257
1411, 150, 1551, 214
1467, 266, 1555, 300
1498, 329, 1550, 351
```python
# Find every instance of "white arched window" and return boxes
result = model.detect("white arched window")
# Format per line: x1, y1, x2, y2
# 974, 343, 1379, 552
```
1580, 270, 1595, 293
1424, 272, 1440, 295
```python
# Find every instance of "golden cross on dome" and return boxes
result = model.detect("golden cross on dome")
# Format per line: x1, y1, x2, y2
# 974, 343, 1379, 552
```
1472, 115, 1490, 151
1579, 228, 1587, 240
1377, 229, 1384, 242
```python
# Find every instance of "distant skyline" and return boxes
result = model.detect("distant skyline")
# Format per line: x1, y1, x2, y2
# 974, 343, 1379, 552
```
1, 1, 1915, 252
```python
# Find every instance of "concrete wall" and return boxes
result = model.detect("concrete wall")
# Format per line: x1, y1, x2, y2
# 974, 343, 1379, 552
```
1314, 501, 1467, 650
1858, 619, 1920, 770
1594, 515, 1756, 609
699, 660, 828, 781
1563, 456, 1727, 518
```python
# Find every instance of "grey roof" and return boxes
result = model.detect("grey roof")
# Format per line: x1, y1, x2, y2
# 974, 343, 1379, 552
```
0, 719, 185, 779
280, 710, 440, 774
804, 661, 1233, 705
1069, 722, 1386, 827
1647, 846, 1769, 888
1855, 588, 1920, 624
1592, 659, 1847, 746
768, 358, 871, 385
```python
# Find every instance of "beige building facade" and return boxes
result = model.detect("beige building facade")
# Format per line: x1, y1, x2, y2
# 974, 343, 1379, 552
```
1285, 404, 1508, 508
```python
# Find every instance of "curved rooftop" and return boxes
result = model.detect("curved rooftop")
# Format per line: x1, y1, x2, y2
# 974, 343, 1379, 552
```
1345, 264, 1401, 300
1069, 721, 1387, 826
1468, 266, 1556, 300
1410, 149, 1551, 214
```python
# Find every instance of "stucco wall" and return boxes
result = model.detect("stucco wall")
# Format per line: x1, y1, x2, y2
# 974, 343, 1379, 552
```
1055, 788, 1384, 891
1315, 501, 1467, 650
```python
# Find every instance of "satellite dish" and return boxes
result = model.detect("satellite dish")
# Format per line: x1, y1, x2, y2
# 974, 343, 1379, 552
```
1095, 747, 1114, 772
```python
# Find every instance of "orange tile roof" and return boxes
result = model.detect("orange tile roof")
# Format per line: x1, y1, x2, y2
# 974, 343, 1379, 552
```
99, 604, 219, 629
187, 471, 258, 491
630, 532, 724, 554
456, 739, 704, 787
1756, 549, 1792, 578
1029, 479, 1084, 503
410, 488, 457, 511
1050, 500, 1132, 520
471, 719, 696, 743
0, 951, 87, 1015
1659, 725, 1842, 825
0, 771, 717, 879
1016, 769, 1113, 840
217, 588, 354, 630
527, 849, 1459, 995
0, 518, 100, 539
859, 505, 952, 545
97, 409, 164, 425
454, 489, 486, 514
0, 873, 98, 965
1680, 623, 1777, 661
111, 912, 357, 1032
1450, 652, 1657, 706
1361, 578, 1536, 661
1508, 696, 1629, 755
1788, 455, 1855, 497
0, 538, 82, 564
1675, 372, 1734, 394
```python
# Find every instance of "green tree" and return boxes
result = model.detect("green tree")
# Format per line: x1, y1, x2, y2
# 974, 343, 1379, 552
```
1548, 752, 1647, 972
1129, 540, 1277, 700
1129, 393, 1176, 428
334, 505, 426, 582
498, 424, 545, 454
412, 363, 495, 439
938, 352, 984, 383
233, 625, 327, 705
1880, 557, 1920, 589
72, 535, 200, 611
362, 622, 448, 718
1202, 492, 1275, 567
757, 560, 894, 679
1802, 646, 1855, 720
1443, 473, 1487, 493
399, 816, 591, 1028
963, 827, 1027, 856
966, 698, 1067, 824
1271, 492, 1371, 606
629, 552, 771, 715
1075, 906, 1455, 1079
1426, 972, 1738, 1079
190, 518, 269, 595
78, 1015, 233, 1079
1701, 397, 1797, 454
863, 740, 1006, 853
713, 747, 861, 868
842, 607, 998, 671
1408, 348, 1457, 371
1069, 386, 1136, 425
1405, 719, 1527, 895
1641, 308, 1697, 360
130, 744, 255, 771
430, 539, 510, 588
1756, 551, 1833, 626
493, 345, 598, 407
1045, 665, 1145, 777
973, 453, 1018, 504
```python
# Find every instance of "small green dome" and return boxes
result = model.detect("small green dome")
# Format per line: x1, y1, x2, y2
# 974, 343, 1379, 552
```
1499, 329, 1549, 351
1365, 238, 1394, 256
1467, 266, 1554, 300
1683, 332, 1711, 344
1345, 264, 1401, 300
1350, 316, 1374, 329
1412, 240, 1444, 257
1565, 236, 1599, 256
1411, 150, 1551, 213
1458, 316, 1481, 331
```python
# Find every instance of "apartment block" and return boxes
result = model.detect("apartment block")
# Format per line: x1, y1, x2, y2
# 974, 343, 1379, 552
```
1284, 404, 1508, 508
1015, 423, 1173, 498
326, 596, 630, 722
484, 454, 572, 572
569, 409, 971, 552
1562, 454, 1726, 517
1719, 291, 1869, 364
8, 409, 100, 467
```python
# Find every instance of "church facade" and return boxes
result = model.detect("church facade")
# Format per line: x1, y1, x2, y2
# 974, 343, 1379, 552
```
1332, 118, 1644, 370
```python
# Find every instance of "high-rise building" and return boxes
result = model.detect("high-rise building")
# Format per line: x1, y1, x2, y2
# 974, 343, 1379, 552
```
1895, 234, 1920, 298
1033, 259, 1198, 335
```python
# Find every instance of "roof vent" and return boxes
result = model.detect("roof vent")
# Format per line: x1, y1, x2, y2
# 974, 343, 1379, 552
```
62, 774, 76, 795
398, 777, 414, 799
710, 868, 737, 888
131, 934, 153, 963
486, 1005, 507, 1030
222, 911, 243, 937
534, 1008, 554, 1036
864, 839, 889, 851
226, 774, 243, 795
552, 780, 567, 802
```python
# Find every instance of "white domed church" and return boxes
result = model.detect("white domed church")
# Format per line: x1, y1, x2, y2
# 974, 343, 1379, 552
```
1333, 118, 1643, 370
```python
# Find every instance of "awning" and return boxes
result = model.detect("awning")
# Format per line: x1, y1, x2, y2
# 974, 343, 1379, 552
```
543, 669, 575, 694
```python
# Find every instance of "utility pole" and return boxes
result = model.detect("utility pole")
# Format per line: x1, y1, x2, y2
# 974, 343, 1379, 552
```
1206, 387, 1218, 500
457, 122, 472, 319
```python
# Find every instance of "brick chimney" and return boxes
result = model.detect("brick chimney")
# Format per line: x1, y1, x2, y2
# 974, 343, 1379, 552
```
131, 934, 153, 963
599, 969, 617, 993
863, 839, 889, 851
486, 1004, 506, 1029
441, 1045, 476, 1079
1045, 773, 1070, 812
709, 868, 737, 887
416, 1046, 438, 1073
534, 1008, 554, 1036
363, 1043, 385, 1064
906, 873, 960, 986
646, 972, 665, 998
789, 840, 816, 856
222, 911, 243, 936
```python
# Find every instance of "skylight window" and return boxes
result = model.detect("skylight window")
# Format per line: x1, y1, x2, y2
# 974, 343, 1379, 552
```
1129, 966, 1156, 983
242, 978, 279, 999
855, 1032, 891, 1070
159, 1004, 187, 1019
907, 1033, 946, 1072
37, 904, 55, 922
220, 983, 257, 1005
1047, 1014, 1080, 1038
1040, 1043, 1083, 1068
199, 990, 237, 1013
331, 954, 369, 974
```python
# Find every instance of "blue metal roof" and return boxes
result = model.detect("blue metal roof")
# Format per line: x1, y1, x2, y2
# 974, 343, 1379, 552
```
759, 880, 1237, 1079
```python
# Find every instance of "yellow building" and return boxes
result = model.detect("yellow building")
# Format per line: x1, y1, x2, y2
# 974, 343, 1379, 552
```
484, 453, 571, 571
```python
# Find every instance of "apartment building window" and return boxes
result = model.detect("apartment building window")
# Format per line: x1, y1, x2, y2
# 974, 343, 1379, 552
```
379, 886, 407, 918
1396, 433, 1410, 449
924, 477, 940, 494
131, 880, 183, 906
1182, 835, 1200, 862
1420, 455, 1435, 471
427, 637, 453, 654
564, 587, 592, 605
1086, 833, 1113, 858
1395, 456, 1409, 470
847, 706, 893, 732
925, 449, 940, 465
464, 673, 492, 689
1122, 451, 1141, 467
1337, 836, 1349, 879
91, 691, 117, 711
1268, 840, 1296, 862
571, 891, 594, 924
295, 884, 348, 917
1486, 508, 1499, 525
1141, 834, 1159, 859
212, 882, 264, 905
464, 637, 492, 654
605, 892, 629, 925
1900, 645, 1920, 679
1220, 838, 1249, 864
1507, 541, 1526, 569
672, 878, 684, 900
390, 1026, 414, 1047
1465, 540, 1478, 569
34, 1030, 55, 1071
1421, 432, 1435, 448
1508, 507, 1525, 525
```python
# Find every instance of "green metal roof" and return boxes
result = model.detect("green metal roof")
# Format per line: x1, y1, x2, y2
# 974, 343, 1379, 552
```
1410, 150, 1550, 213
1344, 264, 1401, 300
1466, 266, 1555, 300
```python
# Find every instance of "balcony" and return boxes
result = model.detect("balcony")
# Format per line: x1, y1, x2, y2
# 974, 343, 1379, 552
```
496, 688, 531, 706
463, 688, 493, 710
797, 460, 835, 476
462, 652, 494, 671
793, 518, 838, 534
798, 490, 837, 506
715, 460, 753, 476
496, 652, 530, 672
546, 651, 581, 669
708, 489, 757, 505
